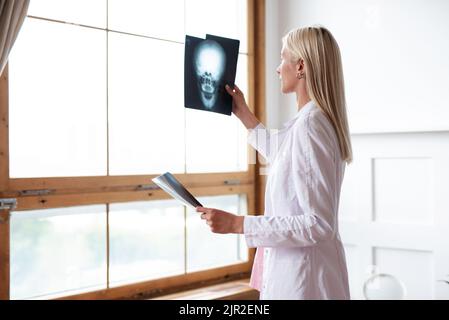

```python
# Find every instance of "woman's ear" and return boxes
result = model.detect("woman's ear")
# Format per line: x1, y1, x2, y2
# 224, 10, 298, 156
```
296, 58, 305, 72
295, 59, 306, 80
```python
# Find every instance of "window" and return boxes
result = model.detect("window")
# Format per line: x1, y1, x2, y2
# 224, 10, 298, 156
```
0, 0, 264, 300
10, 205, 107, 300
9, 0, 249, 178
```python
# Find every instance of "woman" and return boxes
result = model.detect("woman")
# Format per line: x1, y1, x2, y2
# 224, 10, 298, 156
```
196, 25, 353, 300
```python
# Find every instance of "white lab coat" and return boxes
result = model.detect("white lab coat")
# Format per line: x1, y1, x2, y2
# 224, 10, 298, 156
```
243, 100, 350, 300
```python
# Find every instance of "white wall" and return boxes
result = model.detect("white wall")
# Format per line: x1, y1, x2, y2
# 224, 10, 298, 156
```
264, 0, 281, 129
267, 0, 449, 132
265, 0, 449, 299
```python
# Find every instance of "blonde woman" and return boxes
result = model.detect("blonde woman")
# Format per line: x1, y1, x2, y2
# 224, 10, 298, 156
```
196, 26, 352, 300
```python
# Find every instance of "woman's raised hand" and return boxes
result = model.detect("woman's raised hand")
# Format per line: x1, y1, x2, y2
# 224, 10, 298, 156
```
225, 84, 259, 129
225, 84, 250, 119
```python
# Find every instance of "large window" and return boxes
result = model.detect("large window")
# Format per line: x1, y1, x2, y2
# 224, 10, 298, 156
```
9, 0, 249, 178
0, 0, 264, 300
9, 194, 248, 299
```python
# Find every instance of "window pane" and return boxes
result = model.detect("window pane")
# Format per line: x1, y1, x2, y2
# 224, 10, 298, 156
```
10, 205, 107, 300
108, 33, 185, 175
108, 0, 184, 42
235, 54, 249, 107
109, 200, 184, 286
27, 0, 107, 28
187, 194, 248, 272
9, 18, 107, 178
235, 54, 249, 171
185, 0, 248, 53
185, 54, 248, 173
185, 111, 240, 173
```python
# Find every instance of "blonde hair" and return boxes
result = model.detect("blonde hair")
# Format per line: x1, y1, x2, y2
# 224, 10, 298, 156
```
282, 26, 353, 164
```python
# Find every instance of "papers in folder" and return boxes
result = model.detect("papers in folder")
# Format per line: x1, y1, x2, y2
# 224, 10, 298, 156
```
152, 172, 203, 209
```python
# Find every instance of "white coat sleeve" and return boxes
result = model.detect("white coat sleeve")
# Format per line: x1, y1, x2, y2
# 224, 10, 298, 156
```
244, 112, 338, 248
247, 122, 273, 163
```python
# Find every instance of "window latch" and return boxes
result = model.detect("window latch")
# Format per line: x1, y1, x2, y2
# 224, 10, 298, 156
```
19, 189, 54, 196
224, 179, 241, 185
0, 198, 17, 210
136, 184, 160, 191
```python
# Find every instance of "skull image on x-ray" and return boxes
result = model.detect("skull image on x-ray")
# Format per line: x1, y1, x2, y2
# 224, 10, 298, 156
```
193, 39, 226, 109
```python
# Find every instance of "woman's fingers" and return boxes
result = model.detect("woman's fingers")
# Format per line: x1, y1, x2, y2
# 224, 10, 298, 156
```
225, 84, 235, 95
225, 84, 242, 96
196, 206, 209, 213
197, 206, 212, 221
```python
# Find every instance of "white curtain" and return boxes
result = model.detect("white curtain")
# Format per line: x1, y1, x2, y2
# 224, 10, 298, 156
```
0, 0, 29, 75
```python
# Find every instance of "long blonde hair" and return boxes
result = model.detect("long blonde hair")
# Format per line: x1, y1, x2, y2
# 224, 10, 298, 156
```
282, 26, 353, 164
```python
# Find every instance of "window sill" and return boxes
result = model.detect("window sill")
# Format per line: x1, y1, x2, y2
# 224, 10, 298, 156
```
149, 279, 259, 300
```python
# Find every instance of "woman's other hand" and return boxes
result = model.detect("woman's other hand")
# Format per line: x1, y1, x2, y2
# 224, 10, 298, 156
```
196, 206, 244, 234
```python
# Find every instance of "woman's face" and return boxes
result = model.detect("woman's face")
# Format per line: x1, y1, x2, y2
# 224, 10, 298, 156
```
276, 45, 299, 94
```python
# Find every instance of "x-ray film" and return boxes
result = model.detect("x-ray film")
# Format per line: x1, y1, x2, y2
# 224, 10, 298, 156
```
152, 172, 203, 209
184, 34, 240, 116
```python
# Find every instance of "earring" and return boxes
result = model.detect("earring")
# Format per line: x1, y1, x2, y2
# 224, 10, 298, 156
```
296, 72, 305, 80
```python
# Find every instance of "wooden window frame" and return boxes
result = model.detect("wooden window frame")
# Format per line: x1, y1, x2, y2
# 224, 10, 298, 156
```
0, 0, 266, 300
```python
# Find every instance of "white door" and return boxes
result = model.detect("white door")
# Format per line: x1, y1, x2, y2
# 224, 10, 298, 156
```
339, 132, 449, 299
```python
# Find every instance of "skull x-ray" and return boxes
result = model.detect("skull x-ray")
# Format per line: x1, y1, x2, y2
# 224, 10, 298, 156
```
194, 40, 226, 109
184, 34, 240, 116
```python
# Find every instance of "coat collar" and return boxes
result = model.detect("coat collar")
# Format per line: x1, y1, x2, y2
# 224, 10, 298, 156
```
282, 100, 316, 129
